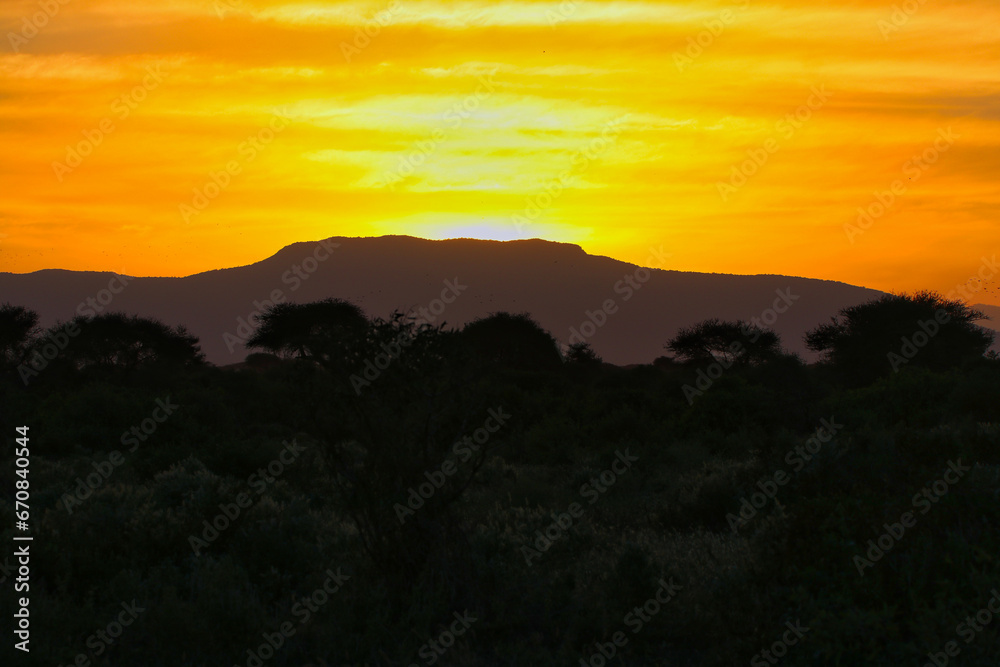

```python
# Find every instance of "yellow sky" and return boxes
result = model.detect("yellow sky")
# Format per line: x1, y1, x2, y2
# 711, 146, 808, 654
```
1, 0, 998, 303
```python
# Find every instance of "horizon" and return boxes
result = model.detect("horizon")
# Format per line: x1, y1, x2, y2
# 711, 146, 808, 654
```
4, 231, 999, 368
3, 233, 999, 309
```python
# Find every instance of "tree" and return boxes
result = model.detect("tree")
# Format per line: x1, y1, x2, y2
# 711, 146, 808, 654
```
565, 341, 602, 365
667, 318, 782, 366
316, 312, 498, 591
460, 312, 562, 370
243, 352, 282, 369
246, 298, 368, 369
0, 303, 40, 367
59, 313, 204, 370
805, 291, 995, 383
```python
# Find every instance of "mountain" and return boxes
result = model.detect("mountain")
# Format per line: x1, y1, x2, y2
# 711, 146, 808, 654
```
0, 235, 913, 365
975, 304, 1000, 326
975, 303, 1000, 344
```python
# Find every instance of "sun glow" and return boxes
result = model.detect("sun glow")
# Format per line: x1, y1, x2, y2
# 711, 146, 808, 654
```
0, 0, 998, 303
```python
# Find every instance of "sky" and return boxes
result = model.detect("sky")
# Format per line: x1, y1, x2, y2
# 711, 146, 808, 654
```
1, 0, 998, 304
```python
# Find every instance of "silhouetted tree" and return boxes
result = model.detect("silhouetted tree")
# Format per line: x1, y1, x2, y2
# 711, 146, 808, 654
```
667, 318, 782, 366
246, 298, 368, 369
0, 303, 39, 368
317, 311, 498, 594
460, 312, 562, 370
805, 291, 994, 384
565, 341, 602, 365
59, 312, 204, 370
653, 355, 678, 370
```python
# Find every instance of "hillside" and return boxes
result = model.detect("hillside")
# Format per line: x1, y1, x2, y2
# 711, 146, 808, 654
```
0, 235, 898, 365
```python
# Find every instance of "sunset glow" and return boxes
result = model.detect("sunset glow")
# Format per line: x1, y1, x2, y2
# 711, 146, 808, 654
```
1, 0, 998, 303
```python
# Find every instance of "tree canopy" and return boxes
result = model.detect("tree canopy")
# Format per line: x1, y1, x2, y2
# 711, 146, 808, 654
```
460, 312, 563, 370
0, 303, 39, 367
59, 312, 205, 370
245, 298, 369, 367
667, 318, 783, 366
805, 291, 994, 383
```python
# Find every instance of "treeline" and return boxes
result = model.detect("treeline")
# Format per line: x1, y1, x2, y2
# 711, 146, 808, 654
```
2, 290, 995, 386
1, 291, 999, 665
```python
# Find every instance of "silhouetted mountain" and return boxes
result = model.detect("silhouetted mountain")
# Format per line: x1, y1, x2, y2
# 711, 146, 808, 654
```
0, 235, 905, 365
975, 304, 1000, 330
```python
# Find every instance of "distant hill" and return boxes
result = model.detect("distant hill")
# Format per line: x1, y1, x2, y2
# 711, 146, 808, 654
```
0, 235, 915, 365
975, 304, 1000, 325
975, 304, 1000, 344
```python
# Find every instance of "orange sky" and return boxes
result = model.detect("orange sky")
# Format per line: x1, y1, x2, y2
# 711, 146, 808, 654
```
1, 0, 998, 304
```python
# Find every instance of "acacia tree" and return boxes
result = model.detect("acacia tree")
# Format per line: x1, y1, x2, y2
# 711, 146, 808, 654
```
667, 318, 782, 366
60, 313, 204, 370
805, 291, 994, 383
460, 312, 563, 370
314, 312, 502, 593
246, 298, 369, 370
249, 302, 497, 585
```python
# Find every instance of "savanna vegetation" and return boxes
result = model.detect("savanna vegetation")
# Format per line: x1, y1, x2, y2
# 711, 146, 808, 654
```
1, 292, 998, 666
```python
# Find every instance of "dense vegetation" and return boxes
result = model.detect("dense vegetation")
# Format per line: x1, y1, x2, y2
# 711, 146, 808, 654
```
1, 293, 998, 666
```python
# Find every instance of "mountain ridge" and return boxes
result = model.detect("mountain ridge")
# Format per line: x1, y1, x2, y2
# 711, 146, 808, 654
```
2, 235, 994, 365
